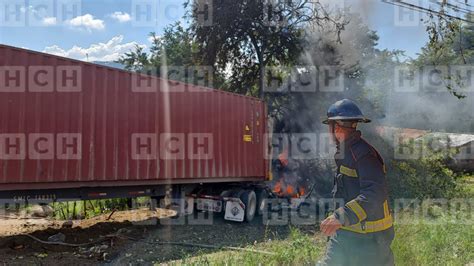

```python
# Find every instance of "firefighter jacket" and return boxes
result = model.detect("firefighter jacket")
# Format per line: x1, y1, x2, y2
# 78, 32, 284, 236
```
333, 131, 393, 234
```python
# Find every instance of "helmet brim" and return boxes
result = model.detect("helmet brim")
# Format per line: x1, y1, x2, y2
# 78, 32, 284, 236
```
322, 117, 371, 124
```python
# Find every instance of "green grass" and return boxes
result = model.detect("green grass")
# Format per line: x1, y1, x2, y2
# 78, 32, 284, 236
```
393, 176, 474, 266
162, 210, 473, 266
393, 209, 473, 266
460, 175, 474, 196
165, 227, 326, 266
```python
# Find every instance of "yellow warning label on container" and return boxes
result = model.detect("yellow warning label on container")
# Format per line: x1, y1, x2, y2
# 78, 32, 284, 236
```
243, 135, 252, 142
267, 171, 273, 181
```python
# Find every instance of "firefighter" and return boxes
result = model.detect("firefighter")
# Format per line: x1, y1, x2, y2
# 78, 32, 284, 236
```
318, 99, 395, 266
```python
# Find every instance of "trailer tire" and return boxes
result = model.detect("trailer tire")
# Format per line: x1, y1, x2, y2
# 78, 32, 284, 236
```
240, 190, 257, 222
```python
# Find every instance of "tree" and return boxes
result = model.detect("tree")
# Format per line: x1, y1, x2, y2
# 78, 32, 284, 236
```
118, 44, 150, 71
187, 0, 345, 98
380, 0, 474, 99
271, 12, 393, 132
147, 22, 198, 69
119, 22, 229, 87
118, 22, 199, 83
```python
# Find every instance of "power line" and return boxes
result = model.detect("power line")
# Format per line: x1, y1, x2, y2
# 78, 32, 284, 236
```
429, 0, 473, 18
454, 0, 473, 8
432, 0, 473, 14
382, 0, 474, 23
396, 0, 472, 21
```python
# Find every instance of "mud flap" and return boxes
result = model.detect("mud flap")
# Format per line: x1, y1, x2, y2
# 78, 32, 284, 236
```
224, 198, 245, 222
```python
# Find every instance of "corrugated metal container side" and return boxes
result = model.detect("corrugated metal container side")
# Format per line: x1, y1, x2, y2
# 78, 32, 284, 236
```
0, 45, 268, 191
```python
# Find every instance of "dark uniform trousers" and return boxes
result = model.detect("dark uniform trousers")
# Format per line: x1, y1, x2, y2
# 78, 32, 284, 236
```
320, 131, 395, 266
322, 228, 394, 266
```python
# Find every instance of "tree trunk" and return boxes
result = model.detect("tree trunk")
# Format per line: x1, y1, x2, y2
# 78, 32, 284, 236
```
250, 34, 265, 99
258, 40, 266, 99
259, 63, 265, 99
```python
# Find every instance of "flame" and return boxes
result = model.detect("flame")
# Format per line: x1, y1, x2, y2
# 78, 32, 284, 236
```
299, 187, 305, 197
273, 148, 306, 199
272, 180, 306, 198
286, 185, 295, 195
273, 181, 282, 194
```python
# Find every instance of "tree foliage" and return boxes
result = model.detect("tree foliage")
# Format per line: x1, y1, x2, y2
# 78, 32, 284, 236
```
413, 2, 474, 99
147, 23, 198, 68
118, 22, 202, 84
187, 0, 345, 97
118, 44, 149, 71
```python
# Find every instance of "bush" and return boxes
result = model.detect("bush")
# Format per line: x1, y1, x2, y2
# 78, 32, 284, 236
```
387, 148, 463, 200
362, 128, 464, 200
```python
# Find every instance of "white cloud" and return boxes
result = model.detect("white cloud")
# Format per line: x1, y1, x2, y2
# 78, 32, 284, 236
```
110, 12, 131, 23
20, 5, 57, 26
66, 14, 105, 31
42, 17, 57, 26
43, 35, 146, 62
148, 35, 160, 43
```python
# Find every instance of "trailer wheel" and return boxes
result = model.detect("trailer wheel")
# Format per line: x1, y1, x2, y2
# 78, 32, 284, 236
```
240, 190, 257, 222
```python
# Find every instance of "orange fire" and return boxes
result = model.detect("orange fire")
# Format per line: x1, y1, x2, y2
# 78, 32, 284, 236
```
299, 187, 305, 197
273, 148, 307, 198
273, 181, 306, 198
274, 181, 282, 194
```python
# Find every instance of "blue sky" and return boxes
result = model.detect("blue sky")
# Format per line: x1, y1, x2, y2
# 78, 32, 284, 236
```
0, 0, 429, 61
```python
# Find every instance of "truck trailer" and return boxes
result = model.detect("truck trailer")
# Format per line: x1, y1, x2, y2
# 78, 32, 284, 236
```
0, 44, 272, 222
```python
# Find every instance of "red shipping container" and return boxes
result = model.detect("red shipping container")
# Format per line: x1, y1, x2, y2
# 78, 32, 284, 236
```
0, 45, 269, 192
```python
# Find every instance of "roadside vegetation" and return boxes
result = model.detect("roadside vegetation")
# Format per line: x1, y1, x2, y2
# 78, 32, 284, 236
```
50, 198, 134, 220
167, 227, 326, 266
2, 198, 149, 220
393, 205, 474, 266
156, 200, 472, 266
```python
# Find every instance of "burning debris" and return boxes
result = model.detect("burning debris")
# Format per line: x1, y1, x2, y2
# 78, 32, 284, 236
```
273, 179, 306, 199
271, 148, 309, 199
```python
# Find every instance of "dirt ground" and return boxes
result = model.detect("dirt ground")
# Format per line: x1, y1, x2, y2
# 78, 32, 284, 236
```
0, 208, 175, 265
0, 208, 318, 265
